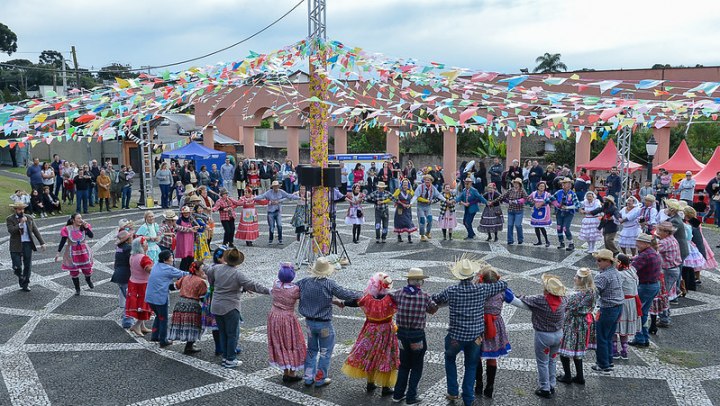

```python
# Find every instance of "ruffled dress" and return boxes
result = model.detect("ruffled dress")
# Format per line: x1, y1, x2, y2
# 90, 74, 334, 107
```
267, 282, 307, 371
235, 197, 260, 241
650, 274, 670, 316
529, 191, 552, 228
481, 293, 511, 359
618, 207, 641, 248
60, 225, 94, 276
438, 192, 458, 229
478, 191, 503, 233
168, 275, 208, 342
559, 290, 595, 358
579, 199, 602, 242
341, 294, 400, 387
616, 268, 641, 337
345, 192, 366, 225
393, 190, 417, 234
683, 224, 706, 268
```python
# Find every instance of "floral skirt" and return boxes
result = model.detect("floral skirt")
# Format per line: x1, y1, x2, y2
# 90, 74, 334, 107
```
168, 297, 203, 342
341, 321, 400, 387
125, 281, 152, 321
481, 317, 511, 359
559, 315, 593, 358
194, 234, 211, 262
267, 310, 306, 371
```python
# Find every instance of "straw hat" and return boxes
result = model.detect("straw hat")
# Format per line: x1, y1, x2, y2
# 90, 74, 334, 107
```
8, 201, 27, 209
118, 218, 134, 229
403, 267, 429, 280
657, 221, 676, 232
186, 195, 202, 203
665, 199, 681, 211
604, 195, 615, 204
464, 177, 474, 183
450, 257, 481, 280
310, 257, 336, 278
644, 194, 656, 203
422, 174, 434, 182
511, 178, 523, 185
163, 210, 178, 220
115, 230, 133, 245
271, 180, 281, 187
184, 184, 196, 194
678, 200, 688, 210
223, 248, 245, 266
376, 181, 387, 189
180, 205, 193, 214
576, 268, 592, 278
592, 248, 616, 262
636, 233, 654, 244
219, 188, 229, 195
559, 177, 573, 184
541, 274, 567, 296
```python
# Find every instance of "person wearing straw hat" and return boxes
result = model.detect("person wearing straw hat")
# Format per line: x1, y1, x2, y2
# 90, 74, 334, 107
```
296, 257, 361, 387
589, 249, 624, 374
546, 177, 581, 251
411, 174, 446, 242
388, 268, 435, 404
431, 257, 507, 405
255, 180, 300, 245
6, 201, 46, 292
504, 274, 567, 398
177, 183, 196, 209
112, 225, 135, 329
491, 177, 528, 245
629, 231, 664, 347
638, 194, 658, 234
457, 177, 488, 241
158, 210, 178, 255
365, 181, 393, 243
589, 194, 621, 255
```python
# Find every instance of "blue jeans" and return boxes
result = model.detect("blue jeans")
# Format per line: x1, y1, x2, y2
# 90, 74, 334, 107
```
88, 184, 96, 205
635, 282, 660, 343
283, 178, 292, 192
714, 201, 720, 226
596, 305, 622, 368
303, 320, 336, 385
54, 175, 63, 197
507, 211, 523, 243
417, 205, 433, 235
116, 283, 134, 328
394, 328, 427, 402
463, 211, 476, 238
76, 189, 89, 213
533, 330, 562, 391
159, 184, 171, 208
121, 186, 132, 208
267, 210, 282, 241
216, 309, 241, 361
556, 211, 575, 242
390, 178, 399, 194
444, 334, 481, 406
148, 303, 170, 345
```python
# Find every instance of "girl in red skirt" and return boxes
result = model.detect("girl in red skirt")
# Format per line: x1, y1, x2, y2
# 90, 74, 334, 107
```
235, 187, 260, 246
126, 237, 154, 337
267, 263, 306, 381
169, 261, 208, 354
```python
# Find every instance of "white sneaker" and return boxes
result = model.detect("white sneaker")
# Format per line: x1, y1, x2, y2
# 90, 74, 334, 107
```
222, 359, 241, 368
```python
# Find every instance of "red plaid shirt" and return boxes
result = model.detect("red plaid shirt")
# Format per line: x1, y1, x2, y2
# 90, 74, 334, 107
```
390, 286, 434, 330
657, 236, 682, 270
213, 196, 241, 221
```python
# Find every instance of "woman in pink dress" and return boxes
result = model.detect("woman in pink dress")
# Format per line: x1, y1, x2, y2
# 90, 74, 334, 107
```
175, 206, 199, 271
55, 213, 95, 295
235, 187, 260, 246
341, 272, 400, 396
267, 263, 306, 382
126, 237, 154, 337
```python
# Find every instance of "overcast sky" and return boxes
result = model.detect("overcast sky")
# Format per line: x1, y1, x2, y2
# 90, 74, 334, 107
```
2, 0, 719, 74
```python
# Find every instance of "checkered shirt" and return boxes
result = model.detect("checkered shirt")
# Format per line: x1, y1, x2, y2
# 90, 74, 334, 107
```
519, 294, 567, 332
213, 196, 241, 221
494, 188, 528, 212
295, 277, 361, 321
365, 190, 392, 216
158, 223, 175, 250
632, 244, 668, 283
390, 287, 433, 330
431, 279, 507, 341
594, 267, 625, 308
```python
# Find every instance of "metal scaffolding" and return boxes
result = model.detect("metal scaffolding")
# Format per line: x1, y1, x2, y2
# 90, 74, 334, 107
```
307, 0, 326, 40
615, 92, 634, 205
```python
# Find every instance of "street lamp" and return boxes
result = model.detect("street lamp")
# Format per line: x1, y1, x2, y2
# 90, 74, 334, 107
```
646, 134, 658, 182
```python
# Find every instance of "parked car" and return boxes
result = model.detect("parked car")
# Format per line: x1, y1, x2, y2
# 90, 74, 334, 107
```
177, 127, 189, 136
160, 119, 170, 126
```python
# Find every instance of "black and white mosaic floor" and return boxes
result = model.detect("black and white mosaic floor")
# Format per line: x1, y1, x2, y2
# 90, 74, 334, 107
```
1, 204, 719, 405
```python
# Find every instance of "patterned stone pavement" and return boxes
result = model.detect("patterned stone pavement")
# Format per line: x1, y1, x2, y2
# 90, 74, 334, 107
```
0, 203, 719, 406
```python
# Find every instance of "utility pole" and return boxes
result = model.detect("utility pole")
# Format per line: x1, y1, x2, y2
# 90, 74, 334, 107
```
71, 46, 81, 90
61, 59, 67, 96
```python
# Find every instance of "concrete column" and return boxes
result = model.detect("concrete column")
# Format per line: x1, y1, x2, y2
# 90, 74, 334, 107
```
652, 127, 671, 166
242, 126, 255, 158
443, 129, 457, 187
287, 127, 300, 164
386, 130, 400, 158
334, 127, 347, 154
235, 125, 245, 144
574, 131, 592, 171
202, 126, 215, 149
505, 132, 521, 169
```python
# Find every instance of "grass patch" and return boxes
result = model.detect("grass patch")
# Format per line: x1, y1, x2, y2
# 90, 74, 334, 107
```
5, 167, 27, 175
0, 177, 81, 219
657, 348, 702, 368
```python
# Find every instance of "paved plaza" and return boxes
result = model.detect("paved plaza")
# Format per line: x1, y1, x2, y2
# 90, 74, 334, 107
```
0, 203, 719, 406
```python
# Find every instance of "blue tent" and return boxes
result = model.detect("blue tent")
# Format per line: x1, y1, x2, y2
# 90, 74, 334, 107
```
161, 142, 226, 171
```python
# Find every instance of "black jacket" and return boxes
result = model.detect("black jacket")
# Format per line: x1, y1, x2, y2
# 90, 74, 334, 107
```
259, 164, 275, 180
233, 164, 247, 182
590, 203, 620, 234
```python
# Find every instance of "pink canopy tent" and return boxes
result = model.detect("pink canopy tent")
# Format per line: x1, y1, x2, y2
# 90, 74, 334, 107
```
653, 139, 705, 174
581, 139, 642, 172
693, 146, 720, 189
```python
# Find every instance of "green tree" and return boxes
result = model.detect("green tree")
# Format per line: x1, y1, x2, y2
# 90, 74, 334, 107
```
97, 63, 138, 81
38, 50, 65, 68
677, 122, 720, 162
347, 126, 386, 153
0, 23, 17, 56
533, 53, 568, 73
544, 138, 576, 167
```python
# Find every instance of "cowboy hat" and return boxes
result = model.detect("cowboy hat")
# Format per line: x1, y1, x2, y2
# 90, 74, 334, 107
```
183, 184, 196, 194
665, 199, 681, 211
464, 177, 474, 183
657, 221, 676, 232
115, 230, 134, 245
186, 195, 202, 203
118, 218, 134, 229
422, 174, 434, 182
403, 267, 429, 280
636, 233, 654, 244
604, 195, 615, 203
643, 194, 656, 202
271, 180, 281, 187
8, 201, 27, 209
450, 258, 481, 280
511, 178, 523, 185
223, 248, 245, 266
559, 177, 573, 184
542, 274, 567, 296
592, 248, 616, 262
376, 181, 387, 188
180, 205, 193, 214
310, 257, 336, 278
163, 210, 178, 220
575, 268, 592, 278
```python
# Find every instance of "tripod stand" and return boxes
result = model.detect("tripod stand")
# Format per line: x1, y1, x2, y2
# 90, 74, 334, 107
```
295, 227, 323, 268
329, 199, 351, 265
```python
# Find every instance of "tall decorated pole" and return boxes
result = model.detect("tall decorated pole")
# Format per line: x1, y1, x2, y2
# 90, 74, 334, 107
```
308, 0, 330, 253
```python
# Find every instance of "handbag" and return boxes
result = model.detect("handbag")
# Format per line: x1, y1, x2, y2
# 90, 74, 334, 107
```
356, 208, 363, 218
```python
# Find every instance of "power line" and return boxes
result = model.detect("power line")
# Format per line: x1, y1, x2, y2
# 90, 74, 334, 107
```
0, 0, 305, 74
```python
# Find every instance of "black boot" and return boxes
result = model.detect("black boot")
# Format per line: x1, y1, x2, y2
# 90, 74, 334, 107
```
398, 234, 403, 243
184, 341, 201, 354
72, 277, 81, 296
484, 364, 497, 398
494, 232, 498, 242
557, 240, 565, 249
85, 276, 94, 289
449, 231, 453, 240
486, 233, 492, 241
475, 361, 483, 394
442, 229, 447, 240
557, 356, 573, 383
407, 235, 412, 243
649, 315, 658, 335
572, 358, 585, 384
566, 242, 575, 251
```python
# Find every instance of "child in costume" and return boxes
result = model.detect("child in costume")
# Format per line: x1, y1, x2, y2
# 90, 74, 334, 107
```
476, 266, 511, 398
528, 181, 552, 247
235, 187, 260, 246
557, 268, 595, 385
267, 263, 307, 382
438, 184, 458, 240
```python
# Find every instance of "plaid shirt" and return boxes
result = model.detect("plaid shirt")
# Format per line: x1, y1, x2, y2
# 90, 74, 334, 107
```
594, 267, 625, 308
213, 196, 241, 221
494, 188, 528, 212
439, 192, 456, 215
365, 190, 392, 216
390, 287, 434, 330
632, 246, 668, 283
547, 189, 580, 214
431, 279, 507, 341
519, 294, 567, 332
295, 277, 361, 321
158, 223, 175, 250
657, 237, 682, 270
